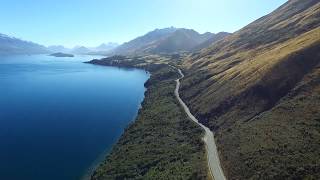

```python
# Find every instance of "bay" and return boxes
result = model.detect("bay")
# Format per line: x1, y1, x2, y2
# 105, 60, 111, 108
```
0, 55, 149, 180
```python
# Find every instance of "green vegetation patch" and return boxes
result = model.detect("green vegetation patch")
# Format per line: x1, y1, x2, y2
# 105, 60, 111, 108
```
91, 63, 208, 179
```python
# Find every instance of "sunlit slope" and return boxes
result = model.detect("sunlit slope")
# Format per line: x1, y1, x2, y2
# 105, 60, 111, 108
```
180, 0, 320, 179
182, 28, 320, 125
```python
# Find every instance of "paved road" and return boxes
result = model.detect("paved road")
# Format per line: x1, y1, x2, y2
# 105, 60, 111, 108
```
173, 67, 227, 180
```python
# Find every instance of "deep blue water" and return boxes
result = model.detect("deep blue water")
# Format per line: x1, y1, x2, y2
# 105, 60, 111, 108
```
0, 55, 149, 180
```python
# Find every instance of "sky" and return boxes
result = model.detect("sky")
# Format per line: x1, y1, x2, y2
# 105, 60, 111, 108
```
0, 0, 287, 47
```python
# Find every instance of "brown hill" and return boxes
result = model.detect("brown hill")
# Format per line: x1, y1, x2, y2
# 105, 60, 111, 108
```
180, 0, 320, 179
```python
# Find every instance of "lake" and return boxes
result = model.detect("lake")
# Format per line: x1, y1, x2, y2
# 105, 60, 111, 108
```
0, 55, 149, 180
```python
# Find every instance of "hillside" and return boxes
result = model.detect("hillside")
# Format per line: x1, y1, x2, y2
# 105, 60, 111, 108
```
180, 0, 320, 179
112, 27, 228, 55
0, 33, 48, 55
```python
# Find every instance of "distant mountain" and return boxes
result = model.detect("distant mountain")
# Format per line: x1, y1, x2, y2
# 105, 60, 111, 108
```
93, 42, 119, 52
47, 45, 70, 53
70, 46, 92, 54
87, 42, 119, 55
48, 43, 119, 55
149, 29, 212, 53
193, 32, 230, 51
111, 27, 225, 55
112, 27, 178, 55
0, 33, 49, 55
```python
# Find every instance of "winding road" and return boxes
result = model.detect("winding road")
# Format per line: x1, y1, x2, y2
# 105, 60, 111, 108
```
173, 67, 226, 180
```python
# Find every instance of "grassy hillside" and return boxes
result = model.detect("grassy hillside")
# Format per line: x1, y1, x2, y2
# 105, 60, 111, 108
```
180, 0, 320, 179
88, 59, 209, 179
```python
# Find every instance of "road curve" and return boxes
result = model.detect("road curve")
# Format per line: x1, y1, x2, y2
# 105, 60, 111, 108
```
173, 67, 227, 180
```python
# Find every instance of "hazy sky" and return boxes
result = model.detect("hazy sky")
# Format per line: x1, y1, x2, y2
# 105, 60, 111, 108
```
0, 0, 287, 47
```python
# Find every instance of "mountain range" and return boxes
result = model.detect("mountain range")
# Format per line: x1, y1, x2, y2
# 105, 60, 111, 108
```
1, 28, 228, 56
0, 33, 119, 55
47, 43, 119, 55
0, 34, 49, 55
111, 27, 230, 55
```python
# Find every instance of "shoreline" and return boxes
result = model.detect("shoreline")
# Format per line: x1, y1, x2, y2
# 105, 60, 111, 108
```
81, 148, 112, 180
86, 57, 209, 179
81, 62, 150, 180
